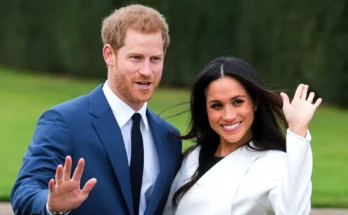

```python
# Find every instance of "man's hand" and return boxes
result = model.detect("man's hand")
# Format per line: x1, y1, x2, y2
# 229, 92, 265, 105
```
280, 84, 322, 137
47, 156, 97, 212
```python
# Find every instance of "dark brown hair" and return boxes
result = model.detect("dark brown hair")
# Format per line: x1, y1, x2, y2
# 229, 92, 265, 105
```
173, 56, 288, 207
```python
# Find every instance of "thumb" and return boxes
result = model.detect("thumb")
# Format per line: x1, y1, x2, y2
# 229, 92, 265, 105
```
280, 92, 290, 108
80, 178, 97, 198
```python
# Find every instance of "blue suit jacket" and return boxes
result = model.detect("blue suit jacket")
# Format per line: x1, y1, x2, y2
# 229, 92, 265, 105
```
10, 85, 182, 215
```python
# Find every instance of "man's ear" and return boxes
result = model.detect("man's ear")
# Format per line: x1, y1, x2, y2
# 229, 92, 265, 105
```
103, 44, 116, 66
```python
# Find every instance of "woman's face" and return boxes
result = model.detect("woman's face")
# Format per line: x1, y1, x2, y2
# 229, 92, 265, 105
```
205, 76, 255, 146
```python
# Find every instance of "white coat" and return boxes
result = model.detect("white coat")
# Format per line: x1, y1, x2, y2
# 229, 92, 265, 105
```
163, 129, 312, 215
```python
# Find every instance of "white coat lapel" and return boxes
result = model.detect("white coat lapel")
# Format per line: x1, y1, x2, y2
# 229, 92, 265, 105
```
176, 142, 260, 215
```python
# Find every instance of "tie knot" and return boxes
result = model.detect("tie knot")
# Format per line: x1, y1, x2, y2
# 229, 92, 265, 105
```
132, 113, 142, 127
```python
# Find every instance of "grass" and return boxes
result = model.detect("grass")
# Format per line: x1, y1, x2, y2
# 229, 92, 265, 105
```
0, 67, 347, 207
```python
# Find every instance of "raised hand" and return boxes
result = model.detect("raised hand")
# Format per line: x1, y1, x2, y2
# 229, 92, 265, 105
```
280, 84, 322, 137
47, 156, 97, 213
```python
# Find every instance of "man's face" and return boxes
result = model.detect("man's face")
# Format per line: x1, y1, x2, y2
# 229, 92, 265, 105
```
109, 29, 164, 110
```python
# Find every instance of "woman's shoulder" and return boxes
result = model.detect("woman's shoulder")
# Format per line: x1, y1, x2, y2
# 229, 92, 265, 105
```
263, 149, 287, 157
183, 145, 201, 162
257, 148, 287, 165
178, 145, 201, 172
247, 141, 287, 162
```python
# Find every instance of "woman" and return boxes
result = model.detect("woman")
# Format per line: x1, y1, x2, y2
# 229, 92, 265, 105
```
163, 57, 322, 215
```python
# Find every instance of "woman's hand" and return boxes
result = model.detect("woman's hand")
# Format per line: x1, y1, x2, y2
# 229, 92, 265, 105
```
280, 84, 322, 137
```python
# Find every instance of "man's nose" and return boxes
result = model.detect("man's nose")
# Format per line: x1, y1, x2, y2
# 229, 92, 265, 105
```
138, 61, 152, 76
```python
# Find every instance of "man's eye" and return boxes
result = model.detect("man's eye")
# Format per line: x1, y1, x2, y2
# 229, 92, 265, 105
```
131, 56, 141, 60
151, 57, 161, 61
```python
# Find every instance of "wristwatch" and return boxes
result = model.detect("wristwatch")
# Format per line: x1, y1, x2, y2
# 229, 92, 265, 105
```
51, 211, 69, 215
46, 202, 70, 215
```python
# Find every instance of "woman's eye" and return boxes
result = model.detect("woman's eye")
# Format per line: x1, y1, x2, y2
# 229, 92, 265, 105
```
211, 103, 222, 109
233, 100, 244, 105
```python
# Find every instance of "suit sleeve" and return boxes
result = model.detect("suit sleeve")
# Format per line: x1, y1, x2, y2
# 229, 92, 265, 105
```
268, 129, 312, 215
10, 108, 73, 215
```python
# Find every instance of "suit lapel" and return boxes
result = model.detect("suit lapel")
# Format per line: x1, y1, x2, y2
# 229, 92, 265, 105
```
144, 111, 170, 215
89, 85, 133, 214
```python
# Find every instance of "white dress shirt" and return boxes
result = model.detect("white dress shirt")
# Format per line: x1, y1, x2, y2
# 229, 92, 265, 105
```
46, 81, 159, 215
103, 81, 160, 215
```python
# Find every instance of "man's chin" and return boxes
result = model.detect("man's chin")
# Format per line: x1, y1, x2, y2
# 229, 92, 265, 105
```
138, 92, 154, 101
140, 95, 152, 102
133, 95, 153, 103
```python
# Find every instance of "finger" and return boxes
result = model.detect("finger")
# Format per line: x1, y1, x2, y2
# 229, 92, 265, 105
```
301, 85, 309, 100
63, 156, 72, 181
294, 84, 304, 99
280, 92, 290, 108
48, 178, 55, 193
72, 158, 85, 182
307, 92, 315, 103
80, 178, 97, 198
313, 98, 322, 108
55, 164, 63, 186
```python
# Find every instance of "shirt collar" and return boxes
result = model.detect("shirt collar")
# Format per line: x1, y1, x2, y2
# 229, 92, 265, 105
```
102, 81, 149, 130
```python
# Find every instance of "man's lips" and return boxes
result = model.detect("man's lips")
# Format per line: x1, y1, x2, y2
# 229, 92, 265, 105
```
135, 81, 153, 89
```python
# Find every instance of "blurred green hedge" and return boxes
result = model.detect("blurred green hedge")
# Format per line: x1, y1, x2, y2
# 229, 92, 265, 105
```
1, 0, 347, 106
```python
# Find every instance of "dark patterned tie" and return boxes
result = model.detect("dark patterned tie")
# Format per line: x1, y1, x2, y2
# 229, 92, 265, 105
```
130, 113, 144, 215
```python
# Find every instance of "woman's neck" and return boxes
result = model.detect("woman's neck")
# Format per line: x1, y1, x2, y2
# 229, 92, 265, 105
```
214, 133, 253, 157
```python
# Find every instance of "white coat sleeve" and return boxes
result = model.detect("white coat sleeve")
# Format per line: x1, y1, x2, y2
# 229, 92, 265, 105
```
269, 129, 312, 215
162, 165, 184, 215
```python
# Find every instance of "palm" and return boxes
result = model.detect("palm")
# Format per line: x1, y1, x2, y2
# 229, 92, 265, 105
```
280, 84, 322, 132
47, 157, 97, 212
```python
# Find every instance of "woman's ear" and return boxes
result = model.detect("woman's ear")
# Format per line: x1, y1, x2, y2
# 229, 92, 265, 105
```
254, 99, 259, 111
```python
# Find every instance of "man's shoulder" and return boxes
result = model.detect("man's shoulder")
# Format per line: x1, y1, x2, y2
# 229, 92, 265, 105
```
148, 110, 180, 133
43, 85, 102, 121
49, 84, 103, 114
51, 94, 89, 114
34, 93, 91, 128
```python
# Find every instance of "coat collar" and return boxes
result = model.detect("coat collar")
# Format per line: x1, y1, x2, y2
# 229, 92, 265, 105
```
176, 142, 261, 214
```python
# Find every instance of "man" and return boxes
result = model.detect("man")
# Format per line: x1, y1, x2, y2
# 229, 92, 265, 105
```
10, 4, 182, 215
